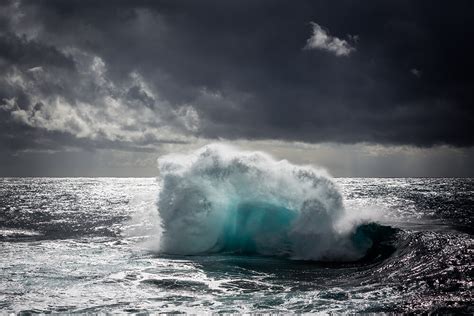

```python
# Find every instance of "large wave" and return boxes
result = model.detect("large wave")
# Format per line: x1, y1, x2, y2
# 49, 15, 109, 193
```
156, 144, 379, 261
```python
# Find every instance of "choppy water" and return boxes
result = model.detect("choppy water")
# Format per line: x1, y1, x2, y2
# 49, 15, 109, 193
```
0, 177, 472, 313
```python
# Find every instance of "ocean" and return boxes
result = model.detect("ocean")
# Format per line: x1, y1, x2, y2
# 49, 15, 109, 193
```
0, 175, 472, 313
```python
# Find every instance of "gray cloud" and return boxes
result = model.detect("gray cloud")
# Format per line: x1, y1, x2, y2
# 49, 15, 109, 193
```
410, 68, 422, 78
0, 0, 473, 176
304, 22, 356, 56
0, 33, 199, 148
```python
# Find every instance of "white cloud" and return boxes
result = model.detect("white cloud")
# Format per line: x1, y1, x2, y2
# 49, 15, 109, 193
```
304, 22, 356, 57
175, 105, 200, 132
0, 51, 200, 145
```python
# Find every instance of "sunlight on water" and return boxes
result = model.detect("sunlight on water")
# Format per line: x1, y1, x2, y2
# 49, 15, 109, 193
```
0, 175, 472, 313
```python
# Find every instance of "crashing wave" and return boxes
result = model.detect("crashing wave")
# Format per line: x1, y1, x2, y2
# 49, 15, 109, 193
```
156, 144, 377, 261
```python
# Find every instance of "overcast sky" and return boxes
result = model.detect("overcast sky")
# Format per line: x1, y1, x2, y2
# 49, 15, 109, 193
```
0, 0, 473, 177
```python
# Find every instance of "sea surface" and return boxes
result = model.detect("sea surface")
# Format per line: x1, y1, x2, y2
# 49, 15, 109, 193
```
0, 177, 472, 313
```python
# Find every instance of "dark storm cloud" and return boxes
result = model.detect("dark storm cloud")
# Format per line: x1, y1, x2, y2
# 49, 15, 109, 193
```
1, 0, 474, 151
0, 32, 74, 71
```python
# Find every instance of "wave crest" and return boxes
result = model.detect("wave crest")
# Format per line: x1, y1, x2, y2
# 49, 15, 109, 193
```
156, 144, 375, 261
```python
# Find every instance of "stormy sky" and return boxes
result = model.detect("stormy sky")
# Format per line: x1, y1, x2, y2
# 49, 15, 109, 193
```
1, 0, 473, 177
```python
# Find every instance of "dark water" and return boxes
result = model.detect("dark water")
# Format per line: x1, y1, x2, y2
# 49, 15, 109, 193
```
0, 178, 472, 313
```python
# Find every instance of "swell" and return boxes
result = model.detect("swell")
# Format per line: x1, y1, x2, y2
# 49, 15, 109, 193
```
354, 227, 472, 313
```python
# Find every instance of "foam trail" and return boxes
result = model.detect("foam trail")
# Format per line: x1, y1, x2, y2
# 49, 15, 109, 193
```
156, 144, 374, 261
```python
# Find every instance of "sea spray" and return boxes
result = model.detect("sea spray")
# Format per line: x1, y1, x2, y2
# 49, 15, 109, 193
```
156, 144, 373, 261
